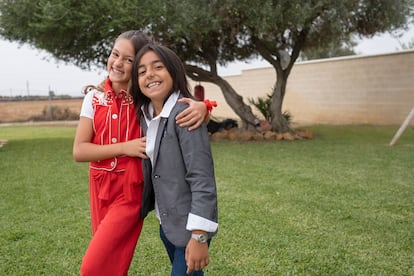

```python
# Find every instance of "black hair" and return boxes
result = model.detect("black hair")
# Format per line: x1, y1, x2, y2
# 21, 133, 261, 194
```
131, 43, 194, 117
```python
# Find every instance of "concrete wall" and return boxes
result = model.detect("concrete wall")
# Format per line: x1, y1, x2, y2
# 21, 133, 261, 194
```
190, 50, 414, 126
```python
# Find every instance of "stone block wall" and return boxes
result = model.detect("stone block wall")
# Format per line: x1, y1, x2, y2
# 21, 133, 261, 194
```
190, 50, 414, 126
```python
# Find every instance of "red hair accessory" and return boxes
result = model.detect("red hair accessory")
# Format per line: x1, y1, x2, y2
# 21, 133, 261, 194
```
203, 99, 217, 118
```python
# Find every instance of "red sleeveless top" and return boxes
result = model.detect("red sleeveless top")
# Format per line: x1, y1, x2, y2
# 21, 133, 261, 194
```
89, 78, 143, 201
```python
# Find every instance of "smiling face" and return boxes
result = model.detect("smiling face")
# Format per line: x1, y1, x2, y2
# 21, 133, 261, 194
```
106, 38, 135, 92
137, 50, 173, 111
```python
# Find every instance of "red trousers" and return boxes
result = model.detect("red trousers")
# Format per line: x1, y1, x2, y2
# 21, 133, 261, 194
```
80, 167, 143, 276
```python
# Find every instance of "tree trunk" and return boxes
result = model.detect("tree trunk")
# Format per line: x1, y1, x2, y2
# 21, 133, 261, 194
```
270, 71, 292, 133
185, 64, 258, 130
254, 30, 307, 133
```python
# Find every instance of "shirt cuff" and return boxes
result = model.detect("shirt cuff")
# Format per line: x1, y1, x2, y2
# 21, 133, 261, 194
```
186, 213, 218, 233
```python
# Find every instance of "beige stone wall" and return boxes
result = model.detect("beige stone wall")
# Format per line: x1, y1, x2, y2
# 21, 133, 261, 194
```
190, 50, 414, 126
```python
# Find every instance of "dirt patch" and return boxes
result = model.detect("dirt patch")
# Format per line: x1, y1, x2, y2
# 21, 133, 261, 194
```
0, 99, 83, 123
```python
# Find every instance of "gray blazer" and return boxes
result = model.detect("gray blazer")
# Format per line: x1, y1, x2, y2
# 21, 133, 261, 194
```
141, 100, 218, 247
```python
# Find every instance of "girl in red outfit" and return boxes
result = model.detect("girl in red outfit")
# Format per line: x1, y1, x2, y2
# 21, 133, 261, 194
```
73, 30, 208, 276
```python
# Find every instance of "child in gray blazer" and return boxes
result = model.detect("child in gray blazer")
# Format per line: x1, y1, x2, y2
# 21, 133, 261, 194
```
131, 43, 218, 276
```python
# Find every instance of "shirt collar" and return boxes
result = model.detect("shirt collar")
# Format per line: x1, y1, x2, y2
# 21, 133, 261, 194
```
142, 91, 180, 121
105, 77, 128, 95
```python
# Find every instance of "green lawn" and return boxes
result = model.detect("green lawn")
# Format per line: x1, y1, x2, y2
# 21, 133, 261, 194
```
0, 125, 413, 275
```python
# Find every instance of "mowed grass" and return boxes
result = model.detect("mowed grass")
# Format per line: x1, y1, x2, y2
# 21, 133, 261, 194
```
0, 125, 413, 275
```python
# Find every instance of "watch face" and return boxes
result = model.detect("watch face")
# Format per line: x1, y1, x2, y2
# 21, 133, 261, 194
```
193, 234, 208, 243
199, 235, 207, 243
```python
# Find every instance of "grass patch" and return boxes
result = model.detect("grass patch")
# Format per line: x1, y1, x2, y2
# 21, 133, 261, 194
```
0, 125, 413, 275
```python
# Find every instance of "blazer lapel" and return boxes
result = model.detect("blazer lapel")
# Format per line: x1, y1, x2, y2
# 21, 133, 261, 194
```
152, 117, 167, 167
141, 116, 148, 136
139, 115, 155, 219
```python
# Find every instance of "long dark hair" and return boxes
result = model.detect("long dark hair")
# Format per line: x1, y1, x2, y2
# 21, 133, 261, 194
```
131, 43, 194, 117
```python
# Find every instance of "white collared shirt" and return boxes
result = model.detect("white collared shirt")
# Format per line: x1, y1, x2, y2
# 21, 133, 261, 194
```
142, 91, 218, 233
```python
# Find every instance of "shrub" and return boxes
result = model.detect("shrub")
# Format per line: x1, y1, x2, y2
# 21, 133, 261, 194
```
248, 93, 293, 125
29, 105, 79, 121
248, 93, 272, 121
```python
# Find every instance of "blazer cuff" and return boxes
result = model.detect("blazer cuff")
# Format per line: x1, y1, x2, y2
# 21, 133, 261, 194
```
186, 213, 218, 233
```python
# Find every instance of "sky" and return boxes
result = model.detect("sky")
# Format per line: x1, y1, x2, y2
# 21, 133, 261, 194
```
0, 26, 413, 97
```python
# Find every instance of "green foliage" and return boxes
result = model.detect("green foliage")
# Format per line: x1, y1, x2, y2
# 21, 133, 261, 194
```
282, 110, 292, 125
1, 0, 412, 131
0, 0, 149, 68
1, 125, 413, 275
401, 38, 414, 50
248, 93, 292, 125
248, 93, 272, 121
300, 38, 357, 60
1, 0, 412, 69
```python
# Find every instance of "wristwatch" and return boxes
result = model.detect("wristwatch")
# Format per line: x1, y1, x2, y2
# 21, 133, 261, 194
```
191, 233, 208, 243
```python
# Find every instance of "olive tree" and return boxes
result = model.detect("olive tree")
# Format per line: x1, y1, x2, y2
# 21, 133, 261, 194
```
1, 0, 412, 131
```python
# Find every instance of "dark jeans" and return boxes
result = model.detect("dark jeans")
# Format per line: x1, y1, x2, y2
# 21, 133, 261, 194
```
160, 225, 210, 276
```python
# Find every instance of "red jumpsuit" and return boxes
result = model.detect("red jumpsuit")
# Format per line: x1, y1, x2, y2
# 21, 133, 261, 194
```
80, 79, 144, 276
